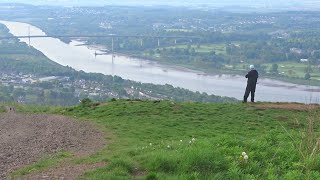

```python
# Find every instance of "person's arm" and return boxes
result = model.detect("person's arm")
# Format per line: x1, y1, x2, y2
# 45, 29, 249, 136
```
245, 71, 252, 78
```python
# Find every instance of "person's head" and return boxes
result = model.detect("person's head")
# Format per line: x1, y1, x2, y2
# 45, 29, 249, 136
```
250, 65, 255, 70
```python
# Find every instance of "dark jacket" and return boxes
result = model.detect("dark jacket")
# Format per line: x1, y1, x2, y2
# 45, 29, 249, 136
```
245, 69, 259, 90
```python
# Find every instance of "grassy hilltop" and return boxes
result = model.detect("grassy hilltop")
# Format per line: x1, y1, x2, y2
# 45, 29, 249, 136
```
7, 100, 320, 179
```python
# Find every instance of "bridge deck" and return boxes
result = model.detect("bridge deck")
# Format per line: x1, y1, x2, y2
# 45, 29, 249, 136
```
0, 35, 199, 39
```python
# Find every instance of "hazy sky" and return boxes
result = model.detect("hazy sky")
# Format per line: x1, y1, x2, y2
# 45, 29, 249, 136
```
0, 0, 320, 9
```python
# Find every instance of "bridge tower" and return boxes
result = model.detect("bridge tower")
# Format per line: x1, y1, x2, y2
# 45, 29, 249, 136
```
111, 37, 114, 53
158, 39, 160, 47
111, 37, 115, 62
111, 37, 115, 83
28, 26, 31, 46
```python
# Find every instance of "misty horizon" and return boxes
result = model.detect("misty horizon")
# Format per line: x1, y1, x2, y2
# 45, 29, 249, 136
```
0, 0, 320, 10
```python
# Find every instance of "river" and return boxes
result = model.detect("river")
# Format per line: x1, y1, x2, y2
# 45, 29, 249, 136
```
1, 20, 320, 103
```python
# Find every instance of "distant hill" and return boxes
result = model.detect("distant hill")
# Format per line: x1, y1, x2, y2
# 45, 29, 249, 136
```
0, 0, 320, 11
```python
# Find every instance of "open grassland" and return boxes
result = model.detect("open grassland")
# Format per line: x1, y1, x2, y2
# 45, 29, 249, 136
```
165, 44, 226, 55
8, 100, 320, 179
264, 62, 320, 80
165, 29, 193, 33
224, 62, 320, 86
228, 62, 320, 80
143, 44, 226, 62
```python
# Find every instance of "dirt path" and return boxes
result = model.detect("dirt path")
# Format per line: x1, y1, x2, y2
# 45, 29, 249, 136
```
0, 112, 105, 179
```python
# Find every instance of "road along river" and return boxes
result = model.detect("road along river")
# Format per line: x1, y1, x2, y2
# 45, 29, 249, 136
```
1, 20, 320, 103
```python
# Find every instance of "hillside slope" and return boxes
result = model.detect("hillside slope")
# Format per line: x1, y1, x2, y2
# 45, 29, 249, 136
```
5, 100, 320, 179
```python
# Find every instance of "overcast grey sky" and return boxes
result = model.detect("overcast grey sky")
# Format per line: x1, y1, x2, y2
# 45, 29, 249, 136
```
0, 0, 320, 9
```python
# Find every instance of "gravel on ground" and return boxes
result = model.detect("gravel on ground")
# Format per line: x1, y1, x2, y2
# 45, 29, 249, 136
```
0, 112, 105, 179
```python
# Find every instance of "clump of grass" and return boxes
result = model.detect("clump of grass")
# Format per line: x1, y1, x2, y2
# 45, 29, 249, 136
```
0, 104, 6, 112
82, 157, 134, 179
281, 106, 320, 177
107, 158, 135, 174
10, 151, 72, 178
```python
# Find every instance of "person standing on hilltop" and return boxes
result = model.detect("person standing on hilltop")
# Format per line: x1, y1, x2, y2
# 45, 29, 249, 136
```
243, 65, 259, 103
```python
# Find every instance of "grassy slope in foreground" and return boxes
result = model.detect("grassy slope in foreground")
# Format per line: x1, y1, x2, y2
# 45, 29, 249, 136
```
12, 100, 320, 179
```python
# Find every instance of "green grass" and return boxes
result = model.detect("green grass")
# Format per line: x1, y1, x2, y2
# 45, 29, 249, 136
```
224, 62, 320, 86
14, 103, 64, 113
0, 104, 6, 112
11, 100, 320, 179
165, 29, 193, 33
165, 44, 226, 55
264, 62, 320, 80
10, 151, 72, 178
228, 62, 320, 80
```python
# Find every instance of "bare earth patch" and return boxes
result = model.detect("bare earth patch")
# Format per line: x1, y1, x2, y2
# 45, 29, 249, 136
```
254, 103, 320, 111
0, 112, 105, 179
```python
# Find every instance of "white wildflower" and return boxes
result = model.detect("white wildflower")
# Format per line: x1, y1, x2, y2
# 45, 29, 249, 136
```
189, 141, 192, 144
149, 143, 152, 146
242, 152, 247, 156
167, 145, 170, 148
244, 155, 248, 160
192, 138, 196, 142
180, 140, 183, 142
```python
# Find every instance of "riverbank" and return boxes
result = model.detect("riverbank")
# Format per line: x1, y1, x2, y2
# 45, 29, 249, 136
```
59, 40, 320, 103
81, 43, 320, 96
85, 46, 320, 87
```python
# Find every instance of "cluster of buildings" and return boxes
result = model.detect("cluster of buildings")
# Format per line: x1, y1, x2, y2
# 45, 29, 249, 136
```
0, 72, 163, 102
0, 72, 111, 99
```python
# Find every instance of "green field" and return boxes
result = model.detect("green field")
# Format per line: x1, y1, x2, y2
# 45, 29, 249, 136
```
225, 61, 320, 80
165, 44, 226, 55
165, 29, 193, 33
9, 100, 320, 179
264, 62, 320, 80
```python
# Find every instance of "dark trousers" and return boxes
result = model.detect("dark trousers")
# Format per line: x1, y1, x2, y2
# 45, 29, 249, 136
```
243, 85, 255, 102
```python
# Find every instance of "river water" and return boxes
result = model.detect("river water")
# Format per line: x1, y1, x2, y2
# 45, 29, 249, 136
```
1, 20, 320, 103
